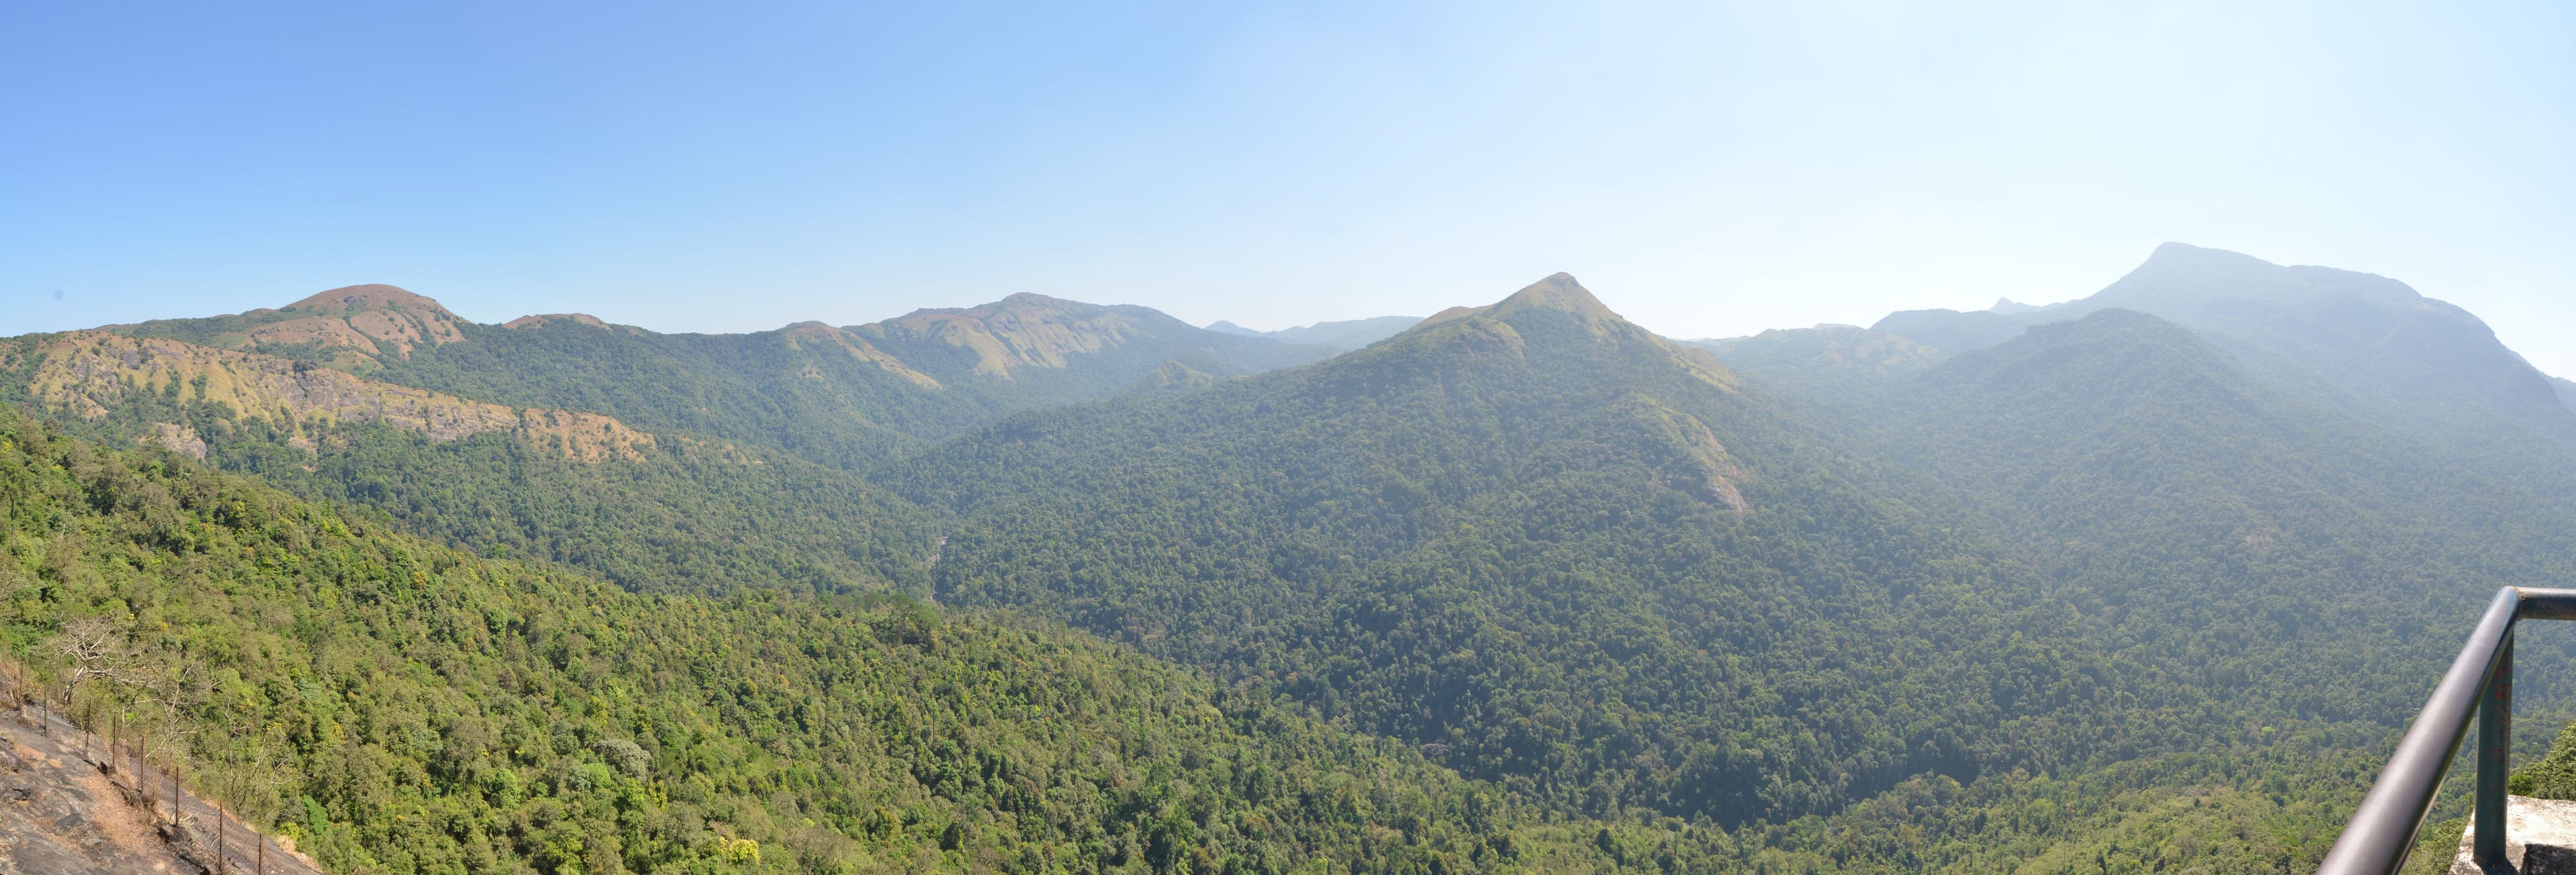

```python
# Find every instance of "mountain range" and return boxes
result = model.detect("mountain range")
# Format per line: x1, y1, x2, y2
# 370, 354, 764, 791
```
5, 244, 2571, 873
1203, 315, 1423, 350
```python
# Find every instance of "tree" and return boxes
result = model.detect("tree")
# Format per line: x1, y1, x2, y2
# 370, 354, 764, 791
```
50, 616, 140, 706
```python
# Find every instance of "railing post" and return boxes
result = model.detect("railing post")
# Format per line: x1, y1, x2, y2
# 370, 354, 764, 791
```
2479, 631, 2514, 866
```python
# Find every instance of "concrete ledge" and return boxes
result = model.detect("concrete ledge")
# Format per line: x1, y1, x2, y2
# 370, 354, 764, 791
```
2453, 796, 2576, 874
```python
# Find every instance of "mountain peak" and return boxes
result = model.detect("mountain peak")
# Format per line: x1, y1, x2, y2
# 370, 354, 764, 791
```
284, 284, 460, 319
1420, 272, 1623, 331
1494, 272, 1617, 320
991, 292, 1088, 313
2098, 242, 2424, 311
2128, 242, 2279, 276
1399, 272, 1735, 389
504, 312, 613, 331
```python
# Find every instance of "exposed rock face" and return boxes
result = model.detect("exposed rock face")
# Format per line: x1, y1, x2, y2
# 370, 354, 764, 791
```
141, 423, 207, 460
28, 332, 651, 462
0, 717, 197, 873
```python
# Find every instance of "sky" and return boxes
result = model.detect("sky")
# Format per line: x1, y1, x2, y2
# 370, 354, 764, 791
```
5, 1, 2573, 374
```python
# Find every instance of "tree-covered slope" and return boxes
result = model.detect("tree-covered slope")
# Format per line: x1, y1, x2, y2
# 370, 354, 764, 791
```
47, 261, 2576, 872
0, 333, 942, 596
111, 288, 1341, 469
0, 403, 1707, 874
1713, 307, 2576, 690
1878, 309, 2576, 719
1679, 325, 1943, 399
892, 278, 2576, 870
1866, 308, 2028, 356
7, 370, 2276, 875
17, 291, 1343, 597
1868, 243, 2576, 472
1205, 317, 1424, 351
1716, 307, 2576, 871
891, 273, 2138, 827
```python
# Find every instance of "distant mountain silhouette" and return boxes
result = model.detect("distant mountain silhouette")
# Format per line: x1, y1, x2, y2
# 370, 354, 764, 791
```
1203, 315, 1422, 350
1868, 242, 2576, 464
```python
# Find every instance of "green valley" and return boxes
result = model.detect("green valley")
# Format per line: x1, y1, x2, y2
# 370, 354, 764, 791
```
5, 245, 2573, 872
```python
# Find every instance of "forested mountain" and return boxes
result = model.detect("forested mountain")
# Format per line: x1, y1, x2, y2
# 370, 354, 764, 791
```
1869, 243, 2576, 472
1205, 317, 1423, 350
885, 266, 2576, 870
9, 287, 1345, 595
894, 274, 2147, 827
113, 286, 1338, 468
1678, 325, 1943, 397
113, 284, 473, 374
1726, 271, 2576, 719
0, 405, 1739, 874
8, 390, 2260, 874
9, 248, 2573, 872
1702, 271, 2576, 870
1873, 309, 2576, 719
0, 329, 944, 595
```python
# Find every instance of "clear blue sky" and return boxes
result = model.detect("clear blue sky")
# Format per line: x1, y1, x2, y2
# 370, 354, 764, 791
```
5, 1, 2572, 374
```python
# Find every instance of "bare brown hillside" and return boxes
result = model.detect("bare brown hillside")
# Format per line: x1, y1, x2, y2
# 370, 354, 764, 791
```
16, 331, 653, 462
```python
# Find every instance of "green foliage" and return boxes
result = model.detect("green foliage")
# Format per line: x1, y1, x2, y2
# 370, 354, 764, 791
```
890, 299, 2576, 870
0, 406, 1658, 874
0, 346, 941, 596
2514, 718, 2576, 801
894, 299, 2143, 828
362, 315, 1330, 471
355, 321, 955, 468
1721, 307, 2576, 870
1880, 309, 2576, 715
1867, 243, 2576, 491
23, 270, 2576, 872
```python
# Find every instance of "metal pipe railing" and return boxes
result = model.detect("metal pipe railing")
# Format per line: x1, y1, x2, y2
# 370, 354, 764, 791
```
2320, 586, 2576, 874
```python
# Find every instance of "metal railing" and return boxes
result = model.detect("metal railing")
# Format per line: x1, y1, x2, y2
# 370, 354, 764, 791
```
2320, 586, 2576, 874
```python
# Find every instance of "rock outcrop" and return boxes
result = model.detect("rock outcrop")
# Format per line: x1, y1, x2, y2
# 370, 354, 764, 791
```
25, 332, 651, 462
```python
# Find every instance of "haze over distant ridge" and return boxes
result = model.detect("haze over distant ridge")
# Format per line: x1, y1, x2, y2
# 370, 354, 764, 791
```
7, 3, 2569, 376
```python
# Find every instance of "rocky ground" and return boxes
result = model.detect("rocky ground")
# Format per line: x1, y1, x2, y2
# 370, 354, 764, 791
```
0, 709, 197, 874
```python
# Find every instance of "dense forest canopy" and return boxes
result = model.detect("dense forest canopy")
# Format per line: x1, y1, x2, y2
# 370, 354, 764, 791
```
0, 405, 1686, 874
6, 244, 2575, 872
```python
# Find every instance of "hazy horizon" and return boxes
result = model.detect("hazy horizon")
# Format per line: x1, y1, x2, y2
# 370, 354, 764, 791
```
2, 240, 2540, 361
7, 1, 2571, 372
